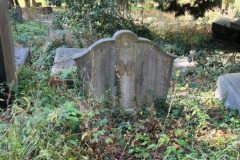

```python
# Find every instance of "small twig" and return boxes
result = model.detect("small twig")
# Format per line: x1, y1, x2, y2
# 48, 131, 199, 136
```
163, 81, 176, 125
119, 129, 139, 160
5, 82, 14, 108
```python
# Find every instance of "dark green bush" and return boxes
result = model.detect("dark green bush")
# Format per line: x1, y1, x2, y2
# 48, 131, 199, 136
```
52, 1, 153, 39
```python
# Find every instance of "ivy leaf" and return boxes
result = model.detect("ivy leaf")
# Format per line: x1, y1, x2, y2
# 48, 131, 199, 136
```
158, 134, 170, 145
146, 144, 158, 150
105, 137, 114, 144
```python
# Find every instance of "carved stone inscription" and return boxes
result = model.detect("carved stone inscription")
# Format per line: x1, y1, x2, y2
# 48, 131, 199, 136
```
74, 30, 177, 111
117, 60, 134, 75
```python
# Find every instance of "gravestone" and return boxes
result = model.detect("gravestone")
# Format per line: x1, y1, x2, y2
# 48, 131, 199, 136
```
215, 73, 240, 113
0, 0, 17, 84
15, 5, 23, 23
212, 18, 240, 43
74, 30, 176, 111
15, 47, 29, 68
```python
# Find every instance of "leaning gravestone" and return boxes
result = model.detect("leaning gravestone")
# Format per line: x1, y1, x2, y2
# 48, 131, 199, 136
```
74, 30, 176, 111
0, 0, 17, 84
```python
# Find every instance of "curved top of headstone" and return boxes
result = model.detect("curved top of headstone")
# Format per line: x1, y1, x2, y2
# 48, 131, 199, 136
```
74, 30, 177, 60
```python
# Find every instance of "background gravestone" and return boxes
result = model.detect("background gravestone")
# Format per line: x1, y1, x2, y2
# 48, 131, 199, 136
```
212, 18, 240, 44
0, 0, 17, 84
74, 30, 176, 111
15, 5, 23, 23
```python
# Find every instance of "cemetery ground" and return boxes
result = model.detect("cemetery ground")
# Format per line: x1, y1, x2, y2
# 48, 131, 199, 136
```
0, 8, 240, 159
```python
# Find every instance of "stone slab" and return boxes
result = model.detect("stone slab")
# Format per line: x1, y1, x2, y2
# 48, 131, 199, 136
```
35, 19, 52, 25
51, 47, 85, 75
173, 57, 196, 72
15, 47, 29, 68
215, 73, 240, 113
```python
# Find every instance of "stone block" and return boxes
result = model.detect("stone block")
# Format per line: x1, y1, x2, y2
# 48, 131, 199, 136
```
15, 47, 29, 68
51, 47, 85, 75
212, 18, 240, 43
215, 73, 240, 113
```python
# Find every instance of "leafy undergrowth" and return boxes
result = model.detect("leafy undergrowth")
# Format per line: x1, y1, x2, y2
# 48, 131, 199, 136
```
0, 14, 240, 159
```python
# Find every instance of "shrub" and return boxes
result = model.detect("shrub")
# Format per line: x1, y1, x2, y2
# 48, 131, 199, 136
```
52, 1, 153, 40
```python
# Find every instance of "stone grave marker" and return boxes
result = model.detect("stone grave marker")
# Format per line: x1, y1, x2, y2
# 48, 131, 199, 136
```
215, 73, 240, 113
212, 18, 240, 43
0, 0, 17, 84
74, 30, 176, 111
15, 5, 23, 23
15, 47, 29, 68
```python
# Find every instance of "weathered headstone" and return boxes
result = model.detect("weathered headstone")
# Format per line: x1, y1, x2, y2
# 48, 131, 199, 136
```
215, 73, 240, 113
0, 0, 17, 84
74, 30, 176, 111
15, 5, 23, 23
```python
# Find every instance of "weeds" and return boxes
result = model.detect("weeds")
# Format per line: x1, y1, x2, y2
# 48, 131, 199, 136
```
0, 9, 239, 160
